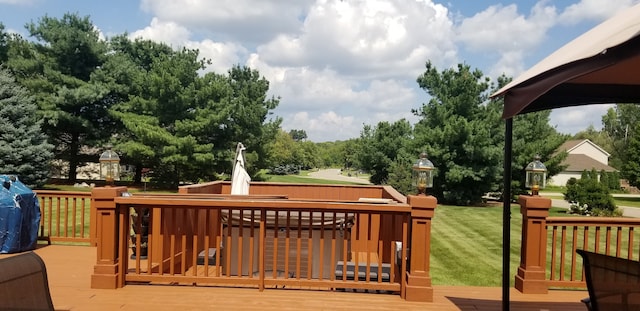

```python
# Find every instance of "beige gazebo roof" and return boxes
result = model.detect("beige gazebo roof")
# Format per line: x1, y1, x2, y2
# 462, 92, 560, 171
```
492, 4, 640, 118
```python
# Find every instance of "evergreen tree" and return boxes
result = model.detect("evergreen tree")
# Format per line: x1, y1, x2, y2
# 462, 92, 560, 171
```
412, 62, 501, 205
0, 23, 8, 63
0, 68, 53, 188
6, 13, 111, 182
623, 123, 640, 188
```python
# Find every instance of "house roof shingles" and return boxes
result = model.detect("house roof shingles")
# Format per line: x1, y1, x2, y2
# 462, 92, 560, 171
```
563, 154, 617, 173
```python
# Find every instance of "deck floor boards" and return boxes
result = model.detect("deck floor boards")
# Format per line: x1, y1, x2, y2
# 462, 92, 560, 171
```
0, 244, 589, 310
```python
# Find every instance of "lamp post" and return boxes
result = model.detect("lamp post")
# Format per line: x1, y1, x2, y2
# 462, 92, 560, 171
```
525, 155, 547, 195
412, 152, 434, 195
406, 152, 437, 302
99, 145, 120, 186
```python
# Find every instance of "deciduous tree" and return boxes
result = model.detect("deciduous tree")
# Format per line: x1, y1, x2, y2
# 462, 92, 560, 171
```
356, 119, 412, 185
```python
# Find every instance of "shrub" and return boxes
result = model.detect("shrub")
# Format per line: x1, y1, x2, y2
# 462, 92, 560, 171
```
564, 169, 619, 216
268, 164, 300, 175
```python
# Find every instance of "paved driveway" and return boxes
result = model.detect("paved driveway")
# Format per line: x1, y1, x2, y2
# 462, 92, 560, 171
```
544, 192, 640, 218
307, 168, 371, 184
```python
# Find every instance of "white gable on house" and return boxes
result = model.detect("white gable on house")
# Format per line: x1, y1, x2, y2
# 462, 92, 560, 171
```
562, 139, 610, 165
549, 139, 616, 186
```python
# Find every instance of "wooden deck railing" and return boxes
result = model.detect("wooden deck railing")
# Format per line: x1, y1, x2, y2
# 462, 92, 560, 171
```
88, 182, 437, 302
36, 186, 640, 300
33, 190, 92, 244
517, 195, 640, 293
118, 195, 409, 293
546, 217, 640, 288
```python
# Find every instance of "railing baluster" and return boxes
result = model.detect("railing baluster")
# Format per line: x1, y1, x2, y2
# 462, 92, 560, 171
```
628, 227, 634, 260
595, 226, 601, 253
616, 226, 623, 257
550, 225, 557, 280
330, 212, 337, 281
285, 210, 291, 279
319, 212, 325, 281
606, 227, 612, 256
56, 197, 61, 238
296, 211, 302, 279
147, 208, 153, 275
560, 226, 567, 281
248, 209, 255, 278
259, 208, 266, 291
273, 210, 279, 279
225, 208, 232, 277
570, 226, 578, 281
342, 212, 348, 282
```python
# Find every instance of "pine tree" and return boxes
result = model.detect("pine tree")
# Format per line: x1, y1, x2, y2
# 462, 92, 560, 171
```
0, 68, 53, 188
413, 62, 502, 205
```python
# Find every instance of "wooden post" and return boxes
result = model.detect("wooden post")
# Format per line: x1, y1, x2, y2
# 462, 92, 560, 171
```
516, 195, 551, 294
91, 186, 127, 289
405, 194, 437, 302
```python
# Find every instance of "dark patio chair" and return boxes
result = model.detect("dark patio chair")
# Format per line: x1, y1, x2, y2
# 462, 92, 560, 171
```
577, 249, 640, 311
0, 251, 55, 311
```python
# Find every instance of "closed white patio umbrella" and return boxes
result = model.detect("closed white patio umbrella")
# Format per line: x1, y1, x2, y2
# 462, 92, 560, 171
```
230, 143, 250, 195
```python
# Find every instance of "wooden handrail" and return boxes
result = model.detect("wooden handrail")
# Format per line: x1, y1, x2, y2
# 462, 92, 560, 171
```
114, 197, 411, 293
519, 196, 640, 293
34, 190, 92, 244
115, 196, 410, 212
547, 217, 640, 226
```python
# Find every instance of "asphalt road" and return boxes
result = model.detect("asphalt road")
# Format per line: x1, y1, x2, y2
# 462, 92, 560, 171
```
543, 192, 640, 218
307, 168, 371, 184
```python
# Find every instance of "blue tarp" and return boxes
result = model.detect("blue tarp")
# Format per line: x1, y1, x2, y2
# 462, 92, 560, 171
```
0, 175, 41, 253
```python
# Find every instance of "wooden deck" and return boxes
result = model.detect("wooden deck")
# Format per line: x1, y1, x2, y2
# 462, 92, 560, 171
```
0, 244, 589, 310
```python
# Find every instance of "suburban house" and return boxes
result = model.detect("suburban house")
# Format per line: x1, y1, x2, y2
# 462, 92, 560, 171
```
549, 139, 617, 186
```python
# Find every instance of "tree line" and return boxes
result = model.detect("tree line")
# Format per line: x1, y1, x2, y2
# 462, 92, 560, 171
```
3, 13, 639, 205
1, 14, 282, 188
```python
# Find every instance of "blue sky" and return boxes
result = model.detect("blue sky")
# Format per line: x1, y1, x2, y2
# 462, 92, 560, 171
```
1, 0, 639, 142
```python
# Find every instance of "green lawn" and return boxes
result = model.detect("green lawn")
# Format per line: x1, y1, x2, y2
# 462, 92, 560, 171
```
263, 174, 361, 185
611, 196, 640, 208
431, 205, 570, 286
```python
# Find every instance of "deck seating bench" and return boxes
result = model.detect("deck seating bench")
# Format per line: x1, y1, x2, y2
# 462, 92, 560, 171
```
0, 251, 55, 311
334, 260, 391, 282
577, 249, 640, 311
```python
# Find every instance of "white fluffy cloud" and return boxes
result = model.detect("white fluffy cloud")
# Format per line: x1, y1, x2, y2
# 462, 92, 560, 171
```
456, 2, 556, 78
550, 104, 615, 134
140, 0, 312, 43
127, 0, 639, 141
559, 0, 640, 25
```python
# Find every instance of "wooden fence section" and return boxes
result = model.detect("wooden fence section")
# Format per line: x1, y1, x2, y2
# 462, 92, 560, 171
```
87, 183, 437, 302
117, 195, 410, 293
34, 190, 92, 244
517, 195, 640, 293
545, 217, 640, 288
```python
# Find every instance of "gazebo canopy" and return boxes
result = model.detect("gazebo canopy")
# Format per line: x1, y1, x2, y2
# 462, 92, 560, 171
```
492, 4, 640, 118
490, 5, 640, 310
